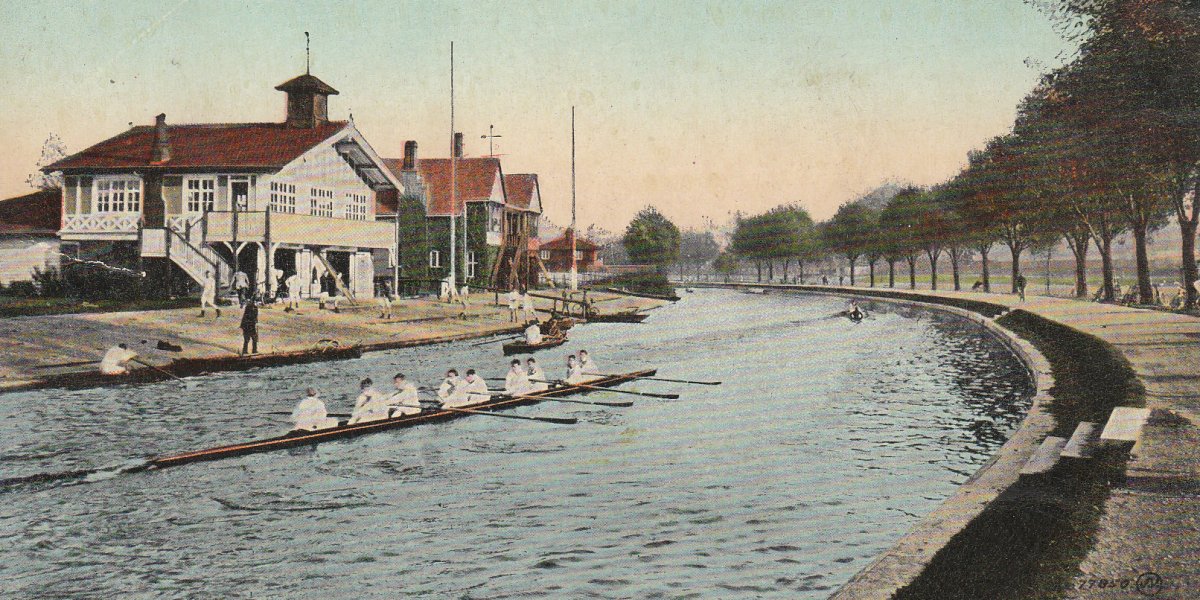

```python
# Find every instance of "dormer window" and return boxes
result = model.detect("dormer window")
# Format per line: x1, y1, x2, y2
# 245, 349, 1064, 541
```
94, 177, 141, 213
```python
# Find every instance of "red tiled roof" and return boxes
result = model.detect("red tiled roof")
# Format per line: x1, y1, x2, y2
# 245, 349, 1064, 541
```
504, 174, 539, 211
416, 158, 503, 217
46, 121, 348, 171
541, 229, 599, 251
0, 188, 60, 234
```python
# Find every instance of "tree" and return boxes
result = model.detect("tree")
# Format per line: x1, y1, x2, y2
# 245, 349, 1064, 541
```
822, 202, 876, 285
27, 133, 67, 190
678, 229, 720, 280
880, 186, 925, 289
622, 206, 681, 274
713, 251, 739, 282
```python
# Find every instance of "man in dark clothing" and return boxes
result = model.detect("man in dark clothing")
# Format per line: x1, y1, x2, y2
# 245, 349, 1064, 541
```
240, 298, 260, 355
1016, 273, 1028, 302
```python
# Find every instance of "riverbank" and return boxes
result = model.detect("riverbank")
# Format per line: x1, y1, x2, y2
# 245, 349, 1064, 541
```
0, 291, 665, 392
692, 282, 1199, 599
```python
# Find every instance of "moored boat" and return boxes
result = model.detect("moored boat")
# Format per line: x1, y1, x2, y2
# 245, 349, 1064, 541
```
600, 287, 681, 302
585, 312, 648, 323
502, 335, 568, 355
145, 369, 656, 469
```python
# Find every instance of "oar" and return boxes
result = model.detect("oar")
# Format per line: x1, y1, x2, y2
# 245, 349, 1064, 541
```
33, 359, 101, 370
584, 372, 722, 386
270, 411, 352, 418
486, 389, 633, 408
132, 358, 187, 383
529, 379, 679, 399
438, 405, 577, 425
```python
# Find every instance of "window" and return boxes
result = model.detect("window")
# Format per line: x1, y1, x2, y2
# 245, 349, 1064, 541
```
539, 250, 550, 261
184, 178, 216, 213
310, 187, 334, 217
269, 182, 297, 213
345, 192, 369, 221
488, 203, 502, 232
429, 250, 441, 268
574, 250, 584, 261
94, 178, 141, 213
467, 251, 477, 279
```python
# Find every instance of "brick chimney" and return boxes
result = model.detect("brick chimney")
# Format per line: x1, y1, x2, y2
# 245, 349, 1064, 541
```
403, 140, 418, 170
151, 113, 171, 163
453, 132, 464, 158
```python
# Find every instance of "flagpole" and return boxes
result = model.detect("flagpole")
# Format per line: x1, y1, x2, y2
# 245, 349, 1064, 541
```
570, 106, 578, 292
448, 41, 457, 299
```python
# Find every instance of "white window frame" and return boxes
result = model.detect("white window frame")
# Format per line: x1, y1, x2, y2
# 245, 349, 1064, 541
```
539, 250, 550, 261
184, 177, 216, 214
93, 176, 142, 214
429, 250, 441, 268
467, 251, 477, 279
345, 192, 369, 221
310, 187, 334, 218
574, 250, 584, 261
269, 181, 297, 214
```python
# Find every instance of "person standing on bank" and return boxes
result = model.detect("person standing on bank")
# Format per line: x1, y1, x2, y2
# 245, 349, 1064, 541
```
233, 269, 250, 307
240, 296, 259, 355
1016, 273, 1028, 303
199, 270, 220, 318
506, 288, 520, 322
284, 271, 302, 313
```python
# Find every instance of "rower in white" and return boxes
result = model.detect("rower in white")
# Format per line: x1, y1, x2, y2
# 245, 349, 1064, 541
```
577, 349, 597, 379
438, 369, 463, 405
291, 387, 340, 431
99, 343, 137, 375
527, 357, 548, 392
565, 354, 585, 384
456, 369, 491, 407
387, 373, 422, 417
348, 377, 390, 424
505, 359, 531, 395
525, 321, 544, 345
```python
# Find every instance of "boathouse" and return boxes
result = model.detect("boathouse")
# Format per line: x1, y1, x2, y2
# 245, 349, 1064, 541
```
43, 71, 400, 301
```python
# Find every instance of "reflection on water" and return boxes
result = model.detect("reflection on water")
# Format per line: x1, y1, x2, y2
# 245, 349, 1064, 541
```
0, 289, 1032, 598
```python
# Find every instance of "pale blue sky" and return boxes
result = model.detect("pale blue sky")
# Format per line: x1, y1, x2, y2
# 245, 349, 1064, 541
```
0, 0, 1074, 229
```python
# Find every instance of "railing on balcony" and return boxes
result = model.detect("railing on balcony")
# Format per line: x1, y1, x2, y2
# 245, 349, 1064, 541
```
60, 213, 140, 239
202, 210, 393, 249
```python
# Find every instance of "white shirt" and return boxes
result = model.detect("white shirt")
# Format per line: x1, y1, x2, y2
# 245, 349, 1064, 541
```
521, 292, 533, 313
438, 376, 462, 401
527, 365, 548, 391
99, 346, 136, 375
349, 387, 389, 424
201, 276, 217, 300
233, 271, 249, 289
458, 376, 491, 406
505, 368, 530, 395
578, 355, 597, 378
565, 362, 584, 384
507, 290, 520, 310
525, 323, 543, 344
292, 395, 334, 431
387, 383, 421, 415
285, 274, 301, 296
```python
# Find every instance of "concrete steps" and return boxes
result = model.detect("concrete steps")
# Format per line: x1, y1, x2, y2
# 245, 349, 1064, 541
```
1099, 406, 1151, 451
1062, 422, 1099, 460
1020, 436, 1068, 478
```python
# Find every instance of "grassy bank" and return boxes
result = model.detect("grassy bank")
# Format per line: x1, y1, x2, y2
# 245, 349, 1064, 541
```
892, 310, 1144, 600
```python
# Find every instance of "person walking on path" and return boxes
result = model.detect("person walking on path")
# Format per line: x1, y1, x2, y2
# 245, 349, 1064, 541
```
199, 270, 220, 318
240, 297, 259, 355
378, 281, 394, 319
1016, 273, 1028, 303
284, 271, 302, 313
233, 270, 250, 307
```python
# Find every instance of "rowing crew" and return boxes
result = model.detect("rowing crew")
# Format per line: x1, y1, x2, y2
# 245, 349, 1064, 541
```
290, 350, 598, 432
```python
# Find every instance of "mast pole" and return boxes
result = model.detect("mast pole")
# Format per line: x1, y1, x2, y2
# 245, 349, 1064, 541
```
570, 106, 578, 291
449, 41, 457, 298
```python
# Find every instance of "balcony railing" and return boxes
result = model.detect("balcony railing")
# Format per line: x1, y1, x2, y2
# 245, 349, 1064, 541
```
202, 211, 394, 250
60, 213, 140, 239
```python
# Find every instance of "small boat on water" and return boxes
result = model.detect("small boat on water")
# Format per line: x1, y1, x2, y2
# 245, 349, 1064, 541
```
502, 335, 568, 355
143, 369, 657, 469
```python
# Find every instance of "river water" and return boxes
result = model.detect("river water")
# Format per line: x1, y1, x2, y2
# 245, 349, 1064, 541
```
0, 288, 1032, 599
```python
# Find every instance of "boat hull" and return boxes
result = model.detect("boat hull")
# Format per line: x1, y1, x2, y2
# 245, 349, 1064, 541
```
147, 369, 656, 469
585, 313, 648, 323
502, 336, 568, 355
